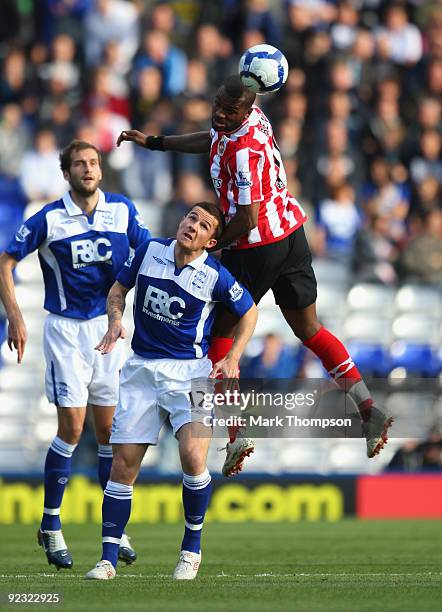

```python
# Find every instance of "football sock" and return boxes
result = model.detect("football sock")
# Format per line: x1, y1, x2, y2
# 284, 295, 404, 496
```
303, 326, 374, 421
97, 444, 113, 490
101, 480, 133, 568
208, 337, 243, 442
181, 469, 212, 554
41, 436, 77, 531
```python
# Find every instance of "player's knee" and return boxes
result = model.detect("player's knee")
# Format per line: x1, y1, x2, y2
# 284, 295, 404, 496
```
181, 447, 206, 475
58, 423, 83, 445
95, 426, 112, 445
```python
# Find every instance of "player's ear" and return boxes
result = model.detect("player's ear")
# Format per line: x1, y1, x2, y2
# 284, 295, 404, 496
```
206, 237, 218, 250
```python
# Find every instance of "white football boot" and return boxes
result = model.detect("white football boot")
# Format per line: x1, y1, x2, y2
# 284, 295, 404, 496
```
172, 550, 201, 580
222, 437, 255, 477
362, 406, 394, 458
85, 560, 116, 580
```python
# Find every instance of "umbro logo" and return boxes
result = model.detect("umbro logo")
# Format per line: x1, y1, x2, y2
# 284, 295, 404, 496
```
103, 522, 117, 528
153, 256, 166, 265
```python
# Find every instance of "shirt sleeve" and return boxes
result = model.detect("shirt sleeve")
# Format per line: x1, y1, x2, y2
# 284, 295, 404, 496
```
117, 240, 150, 289
213, 264, 254, 317
126, 198, 151, 248
230, 146, 264, 206
5, 208, 48, 261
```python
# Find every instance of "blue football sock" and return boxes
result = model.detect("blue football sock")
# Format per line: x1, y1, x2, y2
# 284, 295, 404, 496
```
181, 469, 212, 554
41, 436, 77, 531
102, 480, 133, 568
97, 444, 113, 490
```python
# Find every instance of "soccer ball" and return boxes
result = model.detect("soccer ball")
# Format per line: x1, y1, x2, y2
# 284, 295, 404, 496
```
239, 44, 289, 95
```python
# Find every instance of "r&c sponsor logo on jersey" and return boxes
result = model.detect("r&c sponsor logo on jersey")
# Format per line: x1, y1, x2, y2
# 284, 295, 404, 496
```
15, 224, 31, 243
71, 238, 112, 269
143, 284, 185, 326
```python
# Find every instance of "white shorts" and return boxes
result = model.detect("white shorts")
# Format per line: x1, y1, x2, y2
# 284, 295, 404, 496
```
110, 353, 212, 445
44, 314, 126, 407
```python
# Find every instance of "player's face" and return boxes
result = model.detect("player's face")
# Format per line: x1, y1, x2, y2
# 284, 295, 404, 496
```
212, 91, 251, 133
176, 207, 219, 252
64, 148, 102, 196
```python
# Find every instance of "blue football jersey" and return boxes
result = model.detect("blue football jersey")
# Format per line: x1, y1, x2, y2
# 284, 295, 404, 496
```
117, 238, 254, 360
6, 190, 151, 320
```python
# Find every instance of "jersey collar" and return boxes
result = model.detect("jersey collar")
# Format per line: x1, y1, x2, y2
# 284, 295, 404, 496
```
164, 240, 209, 270
62, 188, 106, 216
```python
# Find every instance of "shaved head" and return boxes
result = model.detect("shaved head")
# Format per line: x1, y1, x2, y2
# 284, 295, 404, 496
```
219, 75, 256, 109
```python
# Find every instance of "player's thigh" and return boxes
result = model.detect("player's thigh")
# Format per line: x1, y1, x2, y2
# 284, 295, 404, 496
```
91, 404, 115, 443
271, 227, 318, 310
157, 358, 212, 437
110, 354, 168, 446
43, 315, 91, 407
89, 317, 126, 407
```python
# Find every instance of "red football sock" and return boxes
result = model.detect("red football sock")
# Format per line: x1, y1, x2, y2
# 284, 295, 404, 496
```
208, 337, 242, 442
303, 326, 373, 421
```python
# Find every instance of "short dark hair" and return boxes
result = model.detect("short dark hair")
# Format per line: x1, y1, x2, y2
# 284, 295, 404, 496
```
187, 201, 225, 239
221, 75, 256, 109
59, 140, 102, 172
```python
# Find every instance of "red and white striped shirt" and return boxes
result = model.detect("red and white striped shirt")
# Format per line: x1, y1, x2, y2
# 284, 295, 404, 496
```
209, 106, 307, 249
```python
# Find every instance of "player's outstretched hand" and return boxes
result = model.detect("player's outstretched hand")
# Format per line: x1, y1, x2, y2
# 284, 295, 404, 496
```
210, 356, 240, 380
7, 315, 27, 364
95, 323, 127, 354
116, 130, 147, 148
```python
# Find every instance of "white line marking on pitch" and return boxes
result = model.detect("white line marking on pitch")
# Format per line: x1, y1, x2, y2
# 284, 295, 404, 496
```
1, 572, 441, 579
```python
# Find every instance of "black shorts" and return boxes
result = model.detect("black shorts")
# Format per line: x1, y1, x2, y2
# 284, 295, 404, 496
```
221, 226, 317, 309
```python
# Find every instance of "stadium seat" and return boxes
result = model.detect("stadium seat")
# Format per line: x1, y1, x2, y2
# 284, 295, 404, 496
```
392, 315, 440, 345
389, 341, 441, 377
344, 314, 391, 343
385, 392, 436, 439
15, 252, 42, 284
347, 284, 395, 315
346, 342, 391, 376
255, 310, 302, 346
277, 440, 329, 473
34, 419, 58, 443
312, 258, 350, 287
395, 285, 441, 316
316, 285, 346, 318
0, 391, 32, 416
14, 285, 45, 311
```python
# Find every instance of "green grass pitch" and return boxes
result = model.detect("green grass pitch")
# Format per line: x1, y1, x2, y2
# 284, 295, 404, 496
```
0, 521, 441, 611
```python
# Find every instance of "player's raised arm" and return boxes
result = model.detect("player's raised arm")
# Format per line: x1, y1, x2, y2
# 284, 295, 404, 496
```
95, 281, 130, 354
210, 302, 258, 379
210, 201, 260, 251
0, 252, 27, 363
117, 130, 211, 154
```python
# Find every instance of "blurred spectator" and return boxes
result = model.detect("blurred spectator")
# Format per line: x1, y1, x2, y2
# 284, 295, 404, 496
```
242, 333, 300, 386
330, 0, 359, 51
85, 66, 130, 119
352, 214, 399, 285
195, 23, 235, 92
374, 3, 423, 65
399, 209, 442, 285
410, 175, 441, 217
132, 29, 187, 98
387, 430, 442, 472
84, 0, 139, 69
243, 0, 282, 48
131, 66, 163, 128
409, 129, 442, 186
362, 157, 410, 242
0, 104, 31, 177
0, 49, 27, 105
19, 129, 67, 201
313, 183, 362, 261
161, 173, 209, 238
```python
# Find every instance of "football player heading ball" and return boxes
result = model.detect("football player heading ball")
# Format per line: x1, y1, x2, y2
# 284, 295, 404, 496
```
116, 72, 394, 476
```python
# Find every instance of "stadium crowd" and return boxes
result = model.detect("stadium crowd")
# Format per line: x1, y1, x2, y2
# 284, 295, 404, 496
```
0, 0, 440, 289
